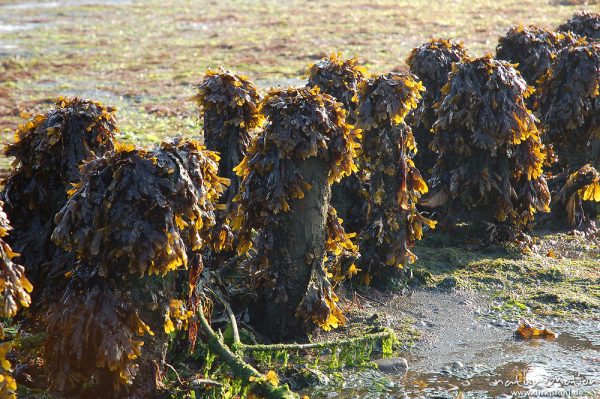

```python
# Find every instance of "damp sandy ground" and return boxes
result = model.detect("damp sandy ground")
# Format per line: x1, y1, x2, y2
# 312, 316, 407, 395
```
303, 289, 599, 398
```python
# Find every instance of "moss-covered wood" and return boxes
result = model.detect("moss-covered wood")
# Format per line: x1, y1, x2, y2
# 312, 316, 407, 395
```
197, 308, 299, 399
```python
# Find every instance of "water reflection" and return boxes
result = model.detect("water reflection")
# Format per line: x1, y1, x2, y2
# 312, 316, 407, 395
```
301, 291, 599, 398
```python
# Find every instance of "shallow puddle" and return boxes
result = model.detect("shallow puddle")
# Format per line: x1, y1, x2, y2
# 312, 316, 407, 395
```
302, 290, 599, 398
0, 22, 39, 32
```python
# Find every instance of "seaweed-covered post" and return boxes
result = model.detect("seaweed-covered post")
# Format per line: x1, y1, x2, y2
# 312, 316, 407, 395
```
195, 69, 261, 201
496, 26, 580, 89
406, 39, 469, 178
194, 69, 263, 264
354, 73, 434, 284
537, 43, 600, 230
0, 201, 33, 398
537, 43, 600, 171
47, 138, 227, 397
232, 87, 359, 340
305, 54, 366, 121
0, 97, 117, 308
305, 53, 369, 234
429, 55, 551, 235
557, 11, 600, 41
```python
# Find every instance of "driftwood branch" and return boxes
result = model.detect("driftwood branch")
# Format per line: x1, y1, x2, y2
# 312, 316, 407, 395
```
206, 287, 397, 356
238, 330, 395, 353
197, 309, 299, 399
207, 286, 241, 347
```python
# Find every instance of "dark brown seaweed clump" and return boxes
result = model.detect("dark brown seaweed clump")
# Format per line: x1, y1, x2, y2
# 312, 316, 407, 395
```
496, 25, 581, 86
553, 165, 600, 232
194, 68, 262, 188
0, 97, 117, 308
430, 55, 551, 230
355, 73, 435, 283
537, 43, 600, 230
557, 11, 600, 41
537, 43, 600, 172
407, 39, 469, 177
231, 87, 360, 336
0, 201, 32, 398
306, 53, 367, 119
194, 69, 262, 258
47, 138, 227, 396
306, 53, 370, 234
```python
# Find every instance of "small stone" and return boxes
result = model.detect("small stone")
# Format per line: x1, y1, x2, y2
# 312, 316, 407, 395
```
374, 357, 409, 374
451, 361, 464, 369
429, 394, 453, 399
326, 393, 339, 398
438, 276, 459, 289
